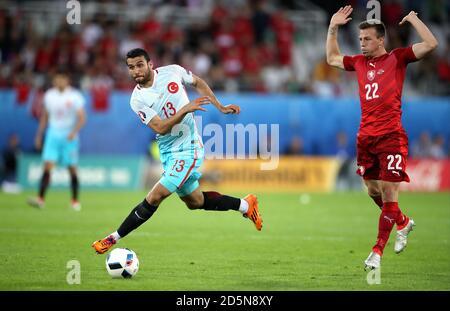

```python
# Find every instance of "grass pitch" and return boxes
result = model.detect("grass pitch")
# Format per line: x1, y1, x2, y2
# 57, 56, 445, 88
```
0, 190, 449, 290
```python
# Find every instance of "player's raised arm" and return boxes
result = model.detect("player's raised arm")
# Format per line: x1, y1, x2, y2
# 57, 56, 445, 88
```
326, 5, 353, 70
147, 96, 210, 135
192, 74, 240, 114
399, 11, 438, 60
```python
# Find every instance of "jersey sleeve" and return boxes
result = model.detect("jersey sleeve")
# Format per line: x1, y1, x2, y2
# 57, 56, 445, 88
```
343, 55, 358, 71
130, 93, 158, 125
173, 64, 195, 86
393, 46, 418, 65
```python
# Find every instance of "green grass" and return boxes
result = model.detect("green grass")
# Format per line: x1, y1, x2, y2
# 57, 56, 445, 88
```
0, 190, 449, 290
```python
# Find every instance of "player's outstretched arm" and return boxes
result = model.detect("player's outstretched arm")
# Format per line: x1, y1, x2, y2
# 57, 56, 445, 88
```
192, 75, 240, 114
326, 5, 353, 69
147, 96, 210, 135
399, 11, 438, 59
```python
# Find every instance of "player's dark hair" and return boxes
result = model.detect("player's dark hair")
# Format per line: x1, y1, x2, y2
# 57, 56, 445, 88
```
54, 67, 70, 77
126, 48, 150, 62
359, 19, 386, 38
53, 68, 71, 82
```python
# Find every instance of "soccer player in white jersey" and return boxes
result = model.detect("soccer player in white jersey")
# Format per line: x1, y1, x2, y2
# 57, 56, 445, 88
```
28, 70, 86, 211
92, 48, 263, 254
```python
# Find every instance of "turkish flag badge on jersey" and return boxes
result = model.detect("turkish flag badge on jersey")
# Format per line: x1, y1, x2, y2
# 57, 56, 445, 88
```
167, 82, 179, 93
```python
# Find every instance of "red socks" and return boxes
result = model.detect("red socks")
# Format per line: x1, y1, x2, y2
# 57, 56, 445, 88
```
372, 202, 406, 256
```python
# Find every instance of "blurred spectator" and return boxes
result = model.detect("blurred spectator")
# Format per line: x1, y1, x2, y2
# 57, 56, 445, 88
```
191, 38, 215, 76
214, 19, 236, 58
436, 35, 450, 94
412, 131, 433, 158
1, 133, 22, 193
284, 136, 303, 155
270, 9, 294, 66
251, 0, 271, 44
0, 1, 448, 95
311, 56, 342, 97
139, 11, 162, 46
261, 63, 292, 93
430, 135, 447, 159
426, 0, 447, 24
81, 17, 104, 49
333, 131, 359, 191
381, 0, 404, 27
334, 131, 352, 159
222, 46, 243, 78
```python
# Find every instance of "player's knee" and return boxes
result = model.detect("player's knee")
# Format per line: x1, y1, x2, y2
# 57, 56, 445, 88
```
186, 200, 203, 210
364, 181, 380, 197
43, 163, 54, 171
367, 187, 381, 197
146, 193, 165, 206
380, 185, 398, 202
381, 188, 395, 202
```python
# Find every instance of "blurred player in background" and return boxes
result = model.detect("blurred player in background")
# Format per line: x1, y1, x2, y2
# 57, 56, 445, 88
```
326, 6, 438, 269
28, 70, 86, 211
92, 48, 262, 254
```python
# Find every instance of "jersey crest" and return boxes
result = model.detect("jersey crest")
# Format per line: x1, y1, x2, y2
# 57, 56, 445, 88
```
367, 70, 376, 81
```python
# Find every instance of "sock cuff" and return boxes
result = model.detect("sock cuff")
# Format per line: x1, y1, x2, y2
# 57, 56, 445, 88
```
203, 191, 222, 200
142, 198, 158, 212
383, 201, 399, 211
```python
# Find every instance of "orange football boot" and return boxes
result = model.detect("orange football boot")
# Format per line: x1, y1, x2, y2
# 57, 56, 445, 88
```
92, 235, 116, 254
243, 194, 263, 231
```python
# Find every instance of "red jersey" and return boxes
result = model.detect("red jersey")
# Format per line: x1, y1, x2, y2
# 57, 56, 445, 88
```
343, 46, 418, 136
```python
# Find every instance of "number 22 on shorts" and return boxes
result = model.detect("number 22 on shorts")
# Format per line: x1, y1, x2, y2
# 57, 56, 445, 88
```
387, 154, 402, 170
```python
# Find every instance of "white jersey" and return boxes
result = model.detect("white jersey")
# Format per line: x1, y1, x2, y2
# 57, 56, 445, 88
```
130, 64, 203, 158
44, 87, 85, 135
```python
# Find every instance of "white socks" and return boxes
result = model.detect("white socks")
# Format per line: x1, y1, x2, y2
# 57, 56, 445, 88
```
239, 199, 249, 214
111, 231, 121, 242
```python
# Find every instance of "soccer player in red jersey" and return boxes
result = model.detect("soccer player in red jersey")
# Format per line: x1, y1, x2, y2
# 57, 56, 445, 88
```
326, 6, 438, 269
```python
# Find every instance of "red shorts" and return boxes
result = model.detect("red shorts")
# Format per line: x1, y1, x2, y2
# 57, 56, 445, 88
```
356, 129, 410, 182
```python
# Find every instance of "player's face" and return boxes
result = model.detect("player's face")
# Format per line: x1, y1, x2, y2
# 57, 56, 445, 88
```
126, 56, 153, 85
359, 28, 384, 57
53, 74, 69, 90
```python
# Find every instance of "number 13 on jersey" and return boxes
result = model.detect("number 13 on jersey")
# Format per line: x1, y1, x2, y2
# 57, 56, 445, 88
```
162, 102, 176, 118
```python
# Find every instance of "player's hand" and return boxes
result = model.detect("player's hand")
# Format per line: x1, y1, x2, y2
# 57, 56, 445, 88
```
184, 96, 211, 113
67, 132, 76, 141
330, 5, 353, 27
34, 136, 42, 151
220, 104, 240, 114
399, 11, 418, 25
